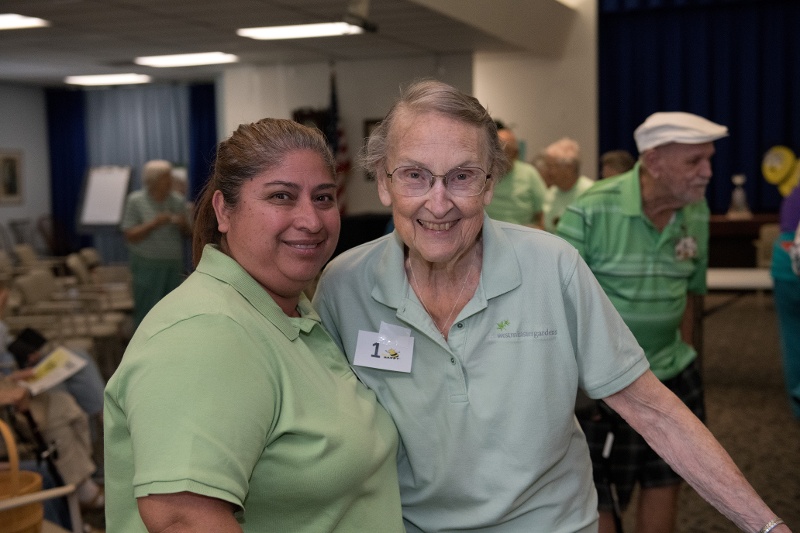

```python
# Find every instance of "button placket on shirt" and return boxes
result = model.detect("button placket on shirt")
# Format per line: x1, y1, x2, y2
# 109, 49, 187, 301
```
445, 321, 469, 402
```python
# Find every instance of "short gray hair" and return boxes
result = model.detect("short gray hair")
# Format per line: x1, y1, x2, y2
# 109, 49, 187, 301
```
142, 160, 172, 187
544, 138, 581, 174
361, 79, 510, 179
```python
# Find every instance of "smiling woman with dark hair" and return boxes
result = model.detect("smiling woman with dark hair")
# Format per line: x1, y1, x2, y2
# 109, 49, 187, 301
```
105, 118, 404, 533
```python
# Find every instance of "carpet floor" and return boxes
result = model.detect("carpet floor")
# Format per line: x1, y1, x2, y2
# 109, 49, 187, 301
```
622, 292, 800, 532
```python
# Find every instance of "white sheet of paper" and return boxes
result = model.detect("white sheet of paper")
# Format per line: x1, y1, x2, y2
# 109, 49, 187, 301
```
22, 346, 88, 396
354, 329, 414, 373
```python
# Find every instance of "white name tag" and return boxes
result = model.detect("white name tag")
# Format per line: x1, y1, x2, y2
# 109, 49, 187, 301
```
353, 322, 414, 373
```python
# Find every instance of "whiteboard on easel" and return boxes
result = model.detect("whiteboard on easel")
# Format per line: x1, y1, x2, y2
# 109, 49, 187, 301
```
78, 166, 132, 229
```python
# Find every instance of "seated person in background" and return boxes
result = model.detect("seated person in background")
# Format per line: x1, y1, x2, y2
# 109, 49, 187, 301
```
0, 286, 105, 510
599, 149, 636, 179
484, 121, 548, 227
539, 137, 595, 232
0, 287, 105, 426
1, 378, 84, 529
1, 369, 104, 512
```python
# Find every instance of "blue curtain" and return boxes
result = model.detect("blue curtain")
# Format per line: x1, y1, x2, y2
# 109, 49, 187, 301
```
45, 88, 91, 254
599, 0, 800, 213
188, 84, 218, 202
86, 84, 190, 188
46, 83, 217, 262
85, 84, 192, 261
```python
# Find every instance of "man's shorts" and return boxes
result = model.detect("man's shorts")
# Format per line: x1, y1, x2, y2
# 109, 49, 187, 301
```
577, 361, 706, 512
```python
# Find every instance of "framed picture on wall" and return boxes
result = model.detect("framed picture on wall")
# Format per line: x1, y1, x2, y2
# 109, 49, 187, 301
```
363, 119, 382, 181
0, 150, 23, 205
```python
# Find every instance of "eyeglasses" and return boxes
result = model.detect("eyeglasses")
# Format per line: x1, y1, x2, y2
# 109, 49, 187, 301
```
385, 166, 490, 197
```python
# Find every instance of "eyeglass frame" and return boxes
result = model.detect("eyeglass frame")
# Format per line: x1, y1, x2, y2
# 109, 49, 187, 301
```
384, 165, 492, 197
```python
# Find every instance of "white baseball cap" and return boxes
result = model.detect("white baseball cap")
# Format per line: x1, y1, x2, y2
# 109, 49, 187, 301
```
634, 112, 728, 152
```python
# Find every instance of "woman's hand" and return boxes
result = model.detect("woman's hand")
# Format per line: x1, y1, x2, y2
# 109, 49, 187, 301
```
9, 368, 35, 381
0, 381, 30, 411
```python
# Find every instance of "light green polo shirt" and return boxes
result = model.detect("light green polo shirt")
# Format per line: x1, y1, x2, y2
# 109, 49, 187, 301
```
485, 160, 548, 225
313, 217, 648, 532
120, 190, 188, 260
104, 245, 404, 533
543, 175, 595, 232
557, 164, 708, 380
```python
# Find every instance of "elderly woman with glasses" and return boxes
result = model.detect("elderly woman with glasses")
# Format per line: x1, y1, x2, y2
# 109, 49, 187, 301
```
312, 80, 790, 533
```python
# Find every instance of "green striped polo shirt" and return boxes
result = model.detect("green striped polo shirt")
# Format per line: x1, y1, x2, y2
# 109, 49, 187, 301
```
557, 164, 708, 380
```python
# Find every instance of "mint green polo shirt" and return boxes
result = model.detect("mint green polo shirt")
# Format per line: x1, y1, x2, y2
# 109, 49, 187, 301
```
543, 175, 595, 232
485, 160, 548, 225
314, 217, 648, 532
120, 190, 188, 260
557, 164, 708, 380
104, 245, 404, 533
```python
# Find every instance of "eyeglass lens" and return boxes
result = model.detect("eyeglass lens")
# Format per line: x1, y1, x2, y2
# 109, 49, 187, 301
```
390, 166, 487, 197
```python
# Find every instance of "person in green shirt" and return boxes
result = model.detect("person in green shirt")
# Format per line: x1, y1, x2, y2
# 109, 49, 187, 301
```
558, 112, 735, 533
540, 137, 595, 232
315, 80, 790, 533
484, 123, 547, 227
121, 159, 192, 326
105, 118, 404, 533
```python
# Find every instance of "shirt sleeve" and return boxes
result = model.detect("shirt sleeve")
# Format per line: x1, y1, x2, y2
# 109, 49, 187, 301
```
120, 194, 140, 231
530, 170, 548, 215
556, 203, 589, 259
121, 314, 277, 507
562, 252, 649, 399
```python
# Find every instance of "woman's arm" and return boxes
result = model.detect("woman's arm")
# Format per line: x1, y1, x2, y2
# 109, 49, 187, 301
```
138, 492, 241, 533
603, 371, 791, 533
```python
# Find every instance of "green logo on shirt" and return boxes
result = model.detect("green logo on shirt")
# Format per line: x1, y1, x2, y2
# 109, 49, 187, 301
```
497, 320, 510, 331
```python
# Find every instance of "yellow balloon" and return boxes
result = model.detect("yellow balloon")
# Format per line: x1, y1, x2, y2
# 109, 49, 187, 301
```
762, 145, 796, 185
778, 161, 800, 196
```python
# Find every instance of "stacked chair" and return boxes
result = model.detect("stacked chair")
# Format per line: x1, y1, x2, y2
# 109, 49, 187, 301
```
3, 245, 134, 380
13, 243, 69, 277
65, 249, 134, 315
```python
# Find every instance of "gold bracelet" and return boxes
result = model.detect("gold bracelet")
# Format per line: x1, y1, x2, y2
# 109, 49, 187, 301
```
759, 518, 784, 533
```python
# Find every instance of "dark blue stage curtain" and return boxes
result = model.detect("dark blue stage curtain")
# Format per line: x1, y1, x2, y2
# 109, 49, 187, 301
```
45, 88, 92, 253
45, 83, 216, 258
188, 83, 217, 202
599, 0, 800, 213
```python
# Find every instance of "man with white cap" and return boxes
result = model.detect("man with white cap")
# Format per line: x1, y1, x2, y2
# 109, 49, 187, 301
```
558, 112, 749, 533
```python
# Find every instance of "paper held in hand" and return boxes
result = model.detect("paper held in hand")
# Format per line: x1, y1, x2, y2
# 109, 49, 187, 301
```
21, 346, 87, 396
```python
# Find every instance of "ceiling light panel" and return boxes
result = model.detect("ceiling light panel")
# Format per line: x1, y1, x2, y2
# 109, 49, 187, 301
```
134, 52, 239, 67
65, 73, 152, 86
0, 13, 50, 30
237, 22, 364, 40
